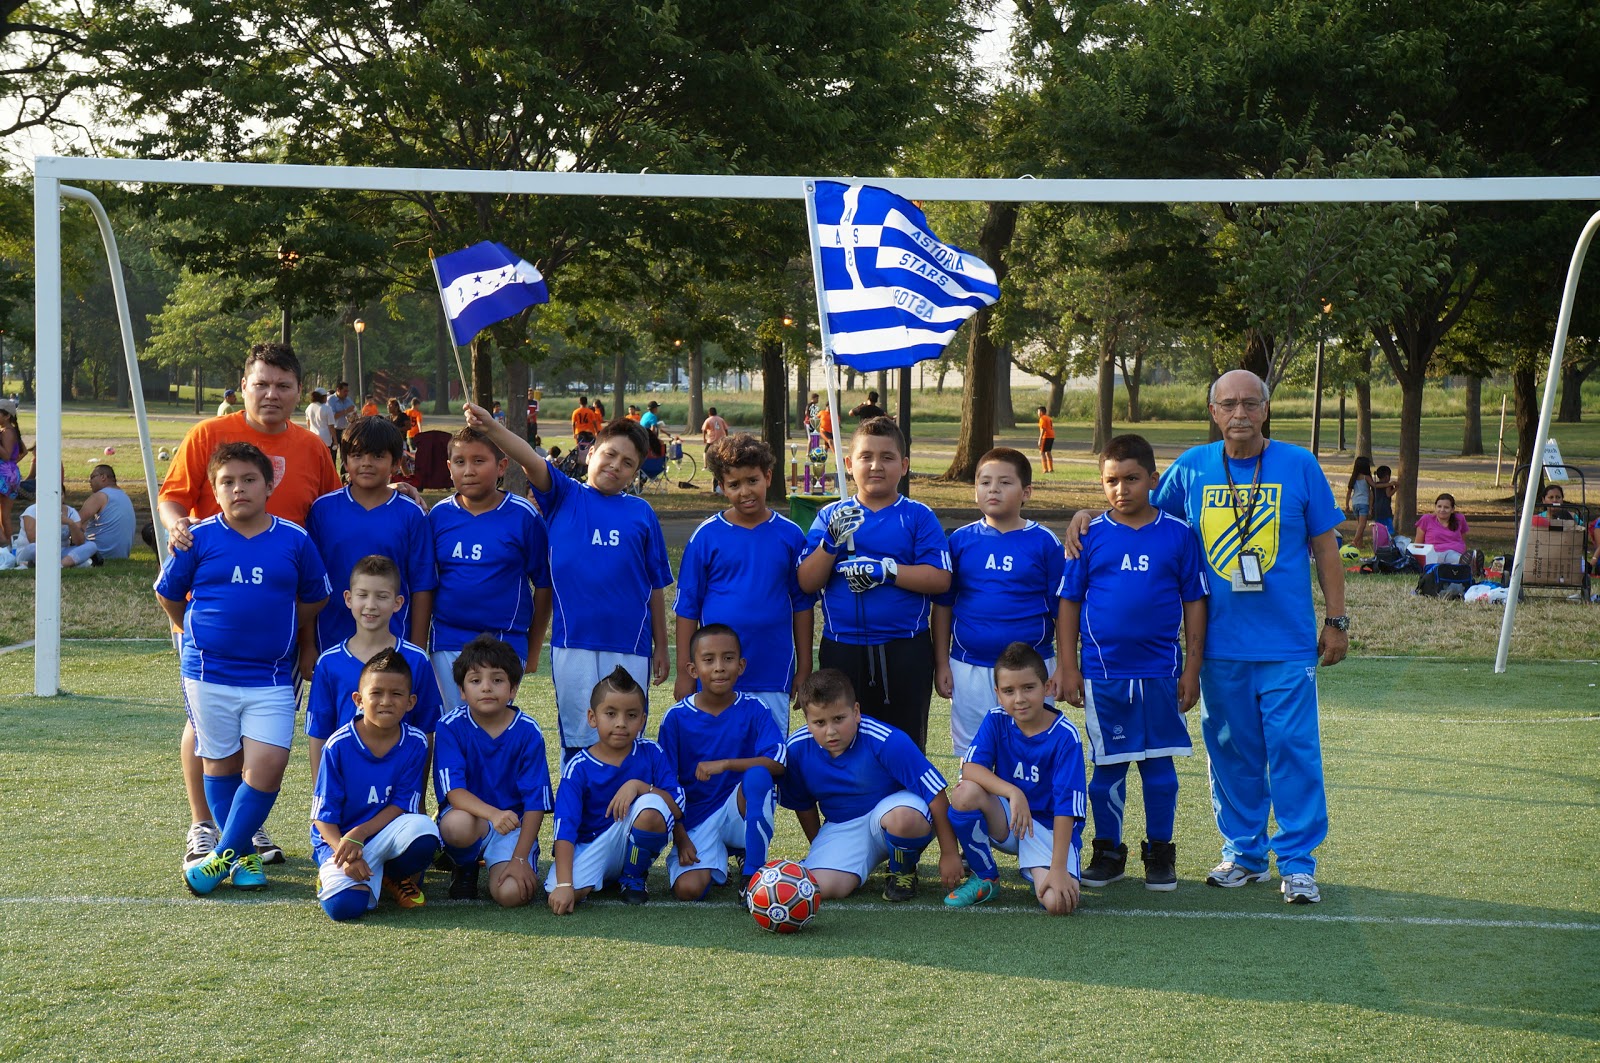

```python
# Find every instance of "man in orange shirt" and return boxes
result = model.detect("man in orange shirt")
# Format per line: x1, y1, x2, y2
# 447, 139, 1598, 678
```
361, 394, 379, 417
570, 395, 601, 442
159, 342, 342, 871
1036, 404, 1056, 473
817, 405, 834, 450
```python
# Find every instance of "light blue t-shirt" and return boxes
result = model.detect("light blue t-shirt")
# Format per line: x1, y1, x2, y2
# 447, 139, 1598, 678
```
1151, 440, 1342, 662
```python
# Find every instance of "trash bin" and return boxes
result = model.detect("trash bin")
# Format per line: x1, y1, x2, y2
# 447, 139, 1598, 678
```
788, 493, 826, 530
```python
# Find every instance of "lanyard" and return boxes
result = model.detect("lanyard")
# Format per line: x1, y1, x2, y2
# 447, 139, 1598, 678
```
1221, 444, 1266, 552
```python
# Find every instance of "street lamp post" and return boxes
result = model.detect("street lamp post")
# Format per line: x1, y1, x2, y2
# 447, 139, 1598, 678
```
353, 318, 365, 397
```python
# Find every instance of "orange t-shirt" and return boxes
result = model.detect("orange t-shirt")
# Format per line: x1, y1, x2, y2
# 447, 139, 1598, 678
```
571, 405, 602, 437
160, 411, 342, 523
361, 401, 379, 417
1038, 414, 1055, 440
817, 408, 833, 437
406, 409, 423, 438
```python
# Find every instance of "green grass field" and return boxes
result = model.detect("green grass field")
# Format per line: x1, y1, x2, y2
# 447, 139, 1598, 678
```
1, 645, 1595, 1061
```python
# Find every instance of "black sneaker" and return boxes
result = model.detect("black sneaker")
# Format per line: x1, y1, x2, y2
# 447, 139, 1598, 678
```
448, 862, 481, 900
620, 879, 649, 905
1142, 840, 1177, 892
1080, 839, 1128, 887
882, 869, 918, 902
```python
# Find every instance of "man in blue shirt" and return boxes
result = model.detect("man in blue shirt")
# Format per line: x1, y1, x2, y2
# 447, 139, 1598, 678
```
1064, 371, 1348, 904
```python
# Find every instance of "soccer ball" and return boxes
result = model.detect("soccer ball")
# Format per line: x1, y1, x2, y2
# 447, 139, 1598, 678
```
746, 859, 820, 934
157, 448, 171, 461
104, 446, 115, 456
1339, 544, 1361, 565
808, 445, 828, 465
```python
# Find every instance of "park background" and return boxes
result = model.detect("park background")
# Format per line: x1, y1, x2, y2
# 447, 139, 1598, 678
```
1, 1, 1597, 1060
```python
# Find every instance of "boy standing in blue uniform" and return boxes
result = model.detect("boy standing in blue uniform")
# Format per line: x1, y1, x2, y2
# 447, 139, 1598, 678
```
464, 402, 672, 763
427, 426, 552, 708
305, 555, 442, 783
306, 416, 436, 653
546, 667, 688, 910
1059, 434, 1208, 891
933, 447, 1066, 756
944, 643, 1087, 913
674, 434, 814, 732
658, 625, 786, 901
155, 442, 330, 894
780, 669, 962, 901
434, 635, 554, 907
797, 418, 951, 751
311, 650, 440, 919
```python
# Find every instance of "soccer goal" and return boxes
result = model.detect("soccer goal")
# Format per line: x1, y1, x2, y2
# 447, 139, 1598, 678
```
30, 158, 1600, 693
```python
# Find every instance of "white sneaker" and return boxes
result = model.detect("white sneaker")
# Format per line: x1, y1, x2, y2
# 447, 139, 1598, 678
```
1205, 861, 1271, 888
1281, 872, 1322, 904
184, 821, 219, 868
253, 827, 285, 865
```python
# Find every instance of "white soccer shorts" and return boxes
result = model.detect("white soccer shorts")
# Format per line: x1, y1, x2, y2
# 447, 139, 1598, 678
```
666, 784, 773, 886
803, 791, 931, 887
182, 679, 296, 759
550, 647, 650, 754
316, 813, 441, 910
543, 792, 674, 893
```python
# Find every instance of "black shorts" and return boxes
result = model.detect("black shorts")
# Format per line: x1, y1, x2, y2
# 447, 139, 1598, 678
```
1040, 438, 1055, 453
819, 632, 935, 751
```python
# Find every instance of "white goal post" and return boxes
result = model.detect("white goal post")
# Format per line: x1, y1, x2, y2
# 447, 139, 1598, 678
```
30, 156, 1600, 694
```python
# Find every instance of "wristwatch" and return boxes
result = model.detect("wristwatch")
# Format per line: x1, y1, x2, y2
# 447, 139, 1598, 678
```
1324, 615, 1351, 632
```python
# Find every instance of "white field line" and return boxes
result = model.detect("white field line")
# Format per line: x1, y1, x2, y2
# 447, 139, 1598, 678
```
1437, 715, 1600, 725
1, 894, 1596, 931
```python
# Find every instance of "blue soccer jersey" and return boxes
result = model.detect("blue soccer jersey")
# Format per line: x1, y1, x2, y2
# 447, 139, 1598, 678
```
803, 495, 951, 644
1059, 511, 1209, 679
309, 720, 430, 863
153, 516, 331, 687
433, 707, 554, 815
963, 708, 1089, 826
306, 487, 437, 650
935, 520, 1065, 667
778, 715, 947, 823
305, 637, 444, 741
532, 463, 673, 657
674, 512, 814, 693
1151, 440, 1342, 662
553, 738, 683, 845
428, 492, 552, 656
656, 692, 787, 830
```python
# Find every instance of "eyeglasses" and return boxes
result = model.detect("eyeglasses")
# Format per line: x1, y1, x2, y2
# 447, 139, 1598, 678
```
1213, 399, 1266, 413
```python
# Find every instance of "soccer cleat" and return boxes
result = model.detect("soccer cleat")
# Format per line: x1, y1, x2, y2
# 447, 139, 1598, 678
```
183, 848, 234, 895
252, 827, 285, 865
1080, 839, 1128, 887
1141, 840, 1178, 892
1205, 861, 1271, 888
184, 821, 219, 867
448, 862, 481, 901
1281, 872, 1322, 905
620, 878, 649, 905
382, 874, 426, 909
230, 852, 268, 890
882, 870, 918, 902
942, 875, 997, 908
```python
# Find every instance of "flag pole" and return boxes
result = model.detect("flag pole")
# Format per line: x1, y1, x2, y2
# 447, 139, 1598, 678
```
428, 248, 473, 405
803, 180, 850, 503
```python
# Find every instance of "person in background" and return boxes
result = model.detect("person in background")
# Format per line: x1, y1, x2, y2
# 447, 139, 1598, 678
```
216, 388, 238, 418
850, 391, 887, 421
76, 464, 136, 561
1413, 493, 1470, 564
328, 382, 356, 474
0, 401, 27, 543
306, 389, 336, 465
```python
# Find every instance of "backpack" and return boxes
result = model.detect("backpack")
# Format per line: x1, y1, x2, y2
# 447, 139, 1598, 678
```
1416, 563, 1473, 599
1362, 541, 1414, 575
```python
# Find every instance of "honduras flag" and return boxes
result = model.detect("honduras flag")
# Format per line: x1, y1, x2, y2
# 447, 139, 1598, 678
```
432, 241, 550, 346
810, 181, 999, 371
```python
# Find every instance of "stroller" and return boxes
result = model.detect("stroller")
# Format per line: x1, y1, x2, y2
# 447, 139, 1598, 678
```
554, 434, 592, 482
1509, 464, 1592, 602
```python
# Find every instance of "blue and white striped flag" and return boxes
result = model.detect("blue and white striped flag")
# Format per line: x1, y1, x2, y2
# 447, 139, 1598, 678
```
809, 181, 999, 371
432, 241, 550, 346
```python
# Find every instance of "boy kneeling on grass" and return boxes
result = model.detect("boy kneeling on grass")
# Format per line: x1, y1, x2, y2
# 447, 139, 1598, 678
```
943, 643, 1087, 915
312, 650, 440, 920
779, 669, 962, 902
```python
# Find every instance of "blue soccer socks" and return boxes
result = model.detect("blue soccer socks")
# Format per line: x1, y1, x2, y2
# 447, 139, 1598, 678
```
322, 887, 370, 921
947, 808, 999, 881
215, 783, 278, 880
621, 826, 668, 891
201, 773, 243, 835
1089, 757, 1179, 845
740, 765, 777, 877
1088, 763, 1129, 845
883, 830, 932, 876
388, 834, 440, 881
